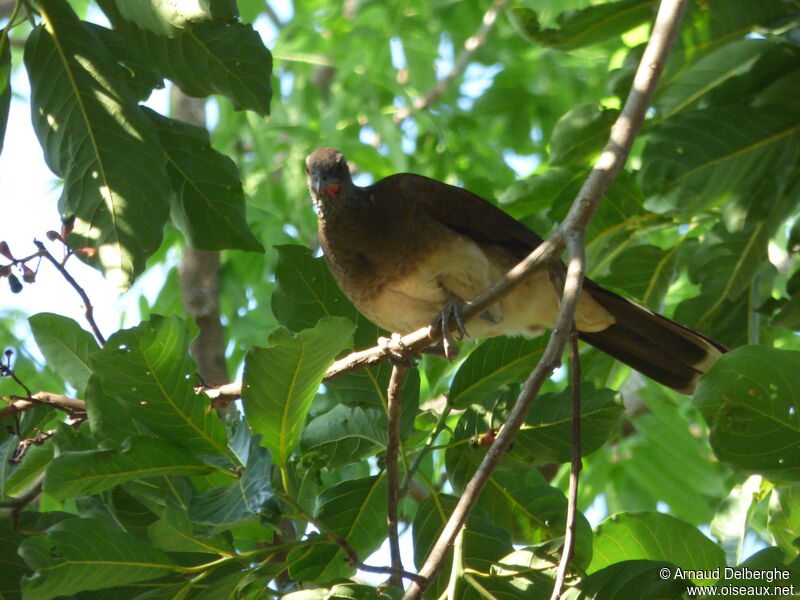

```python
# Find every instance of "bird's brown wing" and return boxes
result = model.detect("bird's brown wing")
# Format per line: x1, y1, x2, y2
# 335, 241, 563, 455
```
386, 173, 544, 261
377, 172, 725, 394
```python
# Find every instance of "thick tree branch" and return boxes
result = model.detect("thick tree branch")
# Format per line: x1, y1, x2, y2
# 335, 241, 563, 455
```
404, 1, 688, 597
385, 362, 408, 588
393, 0, 508, 123
0, 391, 86, 418
172, 90, 232, 419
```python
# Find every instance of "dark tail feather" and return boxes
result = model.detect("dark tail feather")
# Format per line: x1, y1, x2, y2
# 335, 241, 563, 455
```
579, 281, 727, 394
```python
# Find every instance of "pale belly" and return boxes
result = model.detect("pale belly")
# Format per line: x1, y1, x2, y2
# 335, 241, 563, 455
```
354, 235, 614, 338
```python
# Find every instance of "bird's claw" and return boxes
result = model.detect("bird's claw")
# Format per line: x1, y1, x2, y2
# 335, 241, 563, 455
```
437, 299, 468, 362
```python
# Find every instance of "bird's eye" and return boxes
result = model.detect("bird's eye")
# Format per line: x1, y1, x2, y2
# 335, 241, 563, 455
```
305, 167, 310, 175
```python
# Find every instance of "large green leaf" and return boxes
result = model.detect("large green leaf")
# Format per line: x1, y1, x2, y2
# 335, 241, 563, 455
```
24, 0, 171, 287
694, 346, 800, 478
43, 437, 212, 500
89, 316, 228, 456
300, 405, 386, 468
19, 517, 175, 600
601, 244, 677, 310
589, 512, 726, 583
768, 484, 800, 558
28, 313, 100, 393
412, 493, 515, 598
448, 336, 547, 409
242, 317, 354, 466
272, 244, 381, 347
143, 108, 263, 252
188, 435, 277, 527
114, 0, 238, 36
569, 560, 691, 599
640, 107, 800, 217
100, 0, 272, 115
656, 39, 773, 120
510, 385, 624, 465
288, 475, 388, 583
549, 104, 618, 167
0, 520, 30, 599
147, 502, 235, 554
509, 0, 656, 51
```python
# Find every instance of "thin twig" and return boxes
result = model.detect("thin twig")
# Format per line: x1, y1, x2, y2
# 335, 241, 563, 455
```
550, 326, 584, 600
403, 2, 688, 597
34, 240, 106, 345
386, 363, 408, 588
393, 0, 508, 123
357, 562, 427, 585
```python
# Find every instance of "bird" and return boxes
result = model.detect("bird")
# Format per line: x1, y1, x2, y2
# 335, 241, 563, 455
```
305, 147, 727, 394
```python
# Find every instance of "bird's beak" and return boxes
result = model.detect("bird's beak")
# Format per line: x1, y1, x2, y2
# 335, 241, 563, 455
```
312, 173, 324, 195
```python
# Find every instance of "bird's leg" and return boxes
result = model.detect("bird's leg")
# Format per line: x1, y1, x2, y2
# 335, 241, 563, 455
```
437, 298, 468, 361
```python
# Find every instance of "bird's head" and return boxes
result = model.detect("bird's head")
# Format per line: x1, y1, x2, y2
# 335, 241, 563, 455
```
306, 148, 353, 208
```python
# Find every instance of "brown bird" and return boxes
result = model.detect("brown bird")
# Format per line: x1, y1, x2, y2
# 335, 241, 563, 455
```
305, 148, 726, 394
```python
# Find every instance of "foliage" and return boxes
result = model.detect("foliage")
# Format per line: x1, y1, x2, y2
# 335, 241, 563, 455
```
1, 0, 800, 598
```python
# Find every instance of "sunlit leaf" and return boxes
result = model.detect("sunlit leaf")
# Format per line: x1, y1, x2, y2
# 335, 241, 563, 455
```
242, 317, 354, 466
19, 517, 174, 600
25, 0, 171, 287
694, 346, 800, 478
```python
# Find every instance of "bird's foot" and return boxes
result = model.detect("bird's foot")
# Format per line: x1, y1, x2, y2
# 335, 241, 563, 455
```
378, 333, 415, 366
437, 299, 468, 362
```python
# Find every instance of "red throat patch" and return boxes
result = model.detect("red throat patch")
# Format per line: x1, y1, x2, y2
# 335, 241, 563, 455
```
325, 183, 340, 196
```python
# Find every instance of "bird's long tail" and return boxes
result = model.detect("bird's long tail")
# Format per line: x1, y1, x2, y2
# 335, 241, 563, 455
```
579, 281, 727, 394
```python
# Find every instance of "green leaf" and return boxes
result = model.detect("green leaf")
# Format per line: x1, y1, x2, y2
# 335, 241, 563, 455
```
114, 0, 238, 36
509, 0, 656, 50
768, 484, 800, 558
102, 1, 272, 115
272, 245, 380, 347
148, 502, 235, 554
87, 22, 164, 100
28, 313, 99, 393
188, 434, 277, 527
711, 547, 800, 596
44, 437, 211, 500
5, 443, 54, 497
693, 345, 800, 478
24, 0, 171, 287
89, 316, 228, 456
460, 470, 593, 569
601, 244, 677, 310
656, 39, 773, 120
0, 520, 31, 599
412, 493, 514, 597
448, 336, 547, 409
0, 38, 10, 155
589, 512, 726, 582
19, 517, 174, 600
640, 107, 800, 217
142, 107, 263, 252
288, 475, 388, 583
571, 560, 691, 599
242, 317, 354, 466
511, 385, 624, 465
541, 168, 654, 274
300, 405, 386, 468
550, 104, 618, 166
